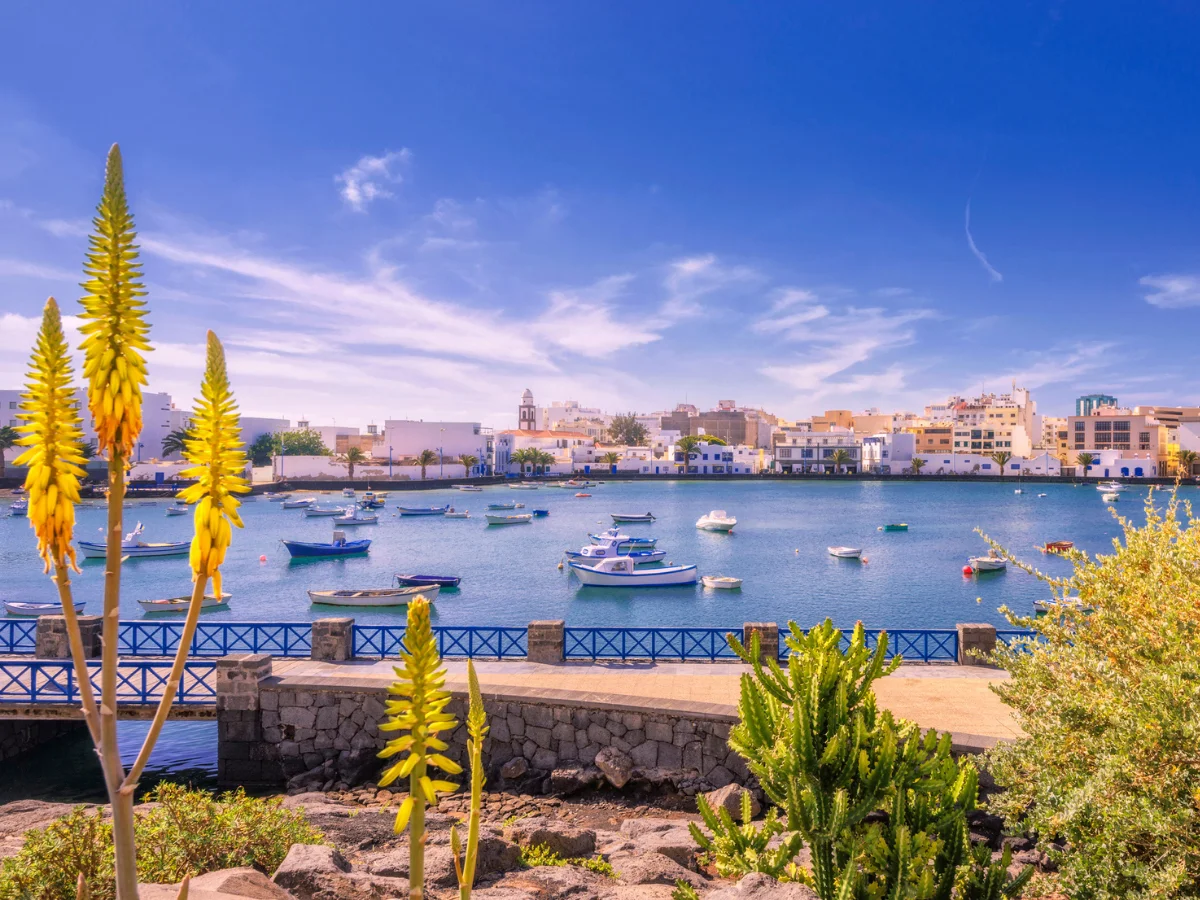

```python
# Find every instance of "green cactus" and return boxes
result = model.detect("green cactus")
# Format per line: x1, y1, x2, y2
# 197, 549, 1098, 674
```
960, 844, 1034, 900
689, 789, 803, 880
450, 660, 489, 899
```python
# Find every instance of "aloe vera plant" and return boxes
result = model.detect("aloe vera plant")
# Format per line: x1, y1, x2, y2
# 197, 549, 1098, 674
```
379, 596, 462, 900
690, 790, 801, 880
450, 660, 489, 899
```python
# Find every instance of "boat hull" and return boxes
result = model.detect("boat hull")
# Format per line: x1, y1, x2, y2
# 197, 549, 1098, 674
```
165, 507, 189, 516
564, 548, 666, 564
881, 524, 908, 532
828, 547, 863, 559
282, 539, 371, 558
309, 585, 439, 606
485, 514, 532, 525
968, 558, 1006, 572
78, 541, 190, 560
569, 562, 697, 587
6, 601, 86, 616
697, 520, 736, 532
396, 507, 449, 516
138, 594, 230, 614
395, 574, 462, 588
332, 515, 378, 525
610, 514, 655, 523
589, 533, 657, 550
303, 508, 345, 517
701, 576, 743, 590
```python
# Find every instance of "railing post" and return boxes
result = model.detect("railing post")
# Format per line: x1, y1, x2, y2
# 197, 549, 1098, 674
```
955, 623, 997, 666
35, 615, 102, 660
216, 653, 275, 787
311, 617, 354, 661
743, 622, 779, 663
527, 620, 565, 663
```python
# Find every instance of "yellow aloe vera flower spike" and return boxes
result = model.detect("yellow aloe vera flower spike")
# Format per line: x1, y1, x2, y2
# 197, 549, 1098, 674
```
14, 298, 87, 573
177, 332, 249, 597
78, 143, 150, 458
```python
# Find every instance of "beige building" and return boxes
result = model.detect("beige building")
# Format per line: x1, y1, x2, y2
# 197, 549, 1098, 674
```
904, 425, 954, 457
811, 410, 854, 432
1067, 409, 1168, 464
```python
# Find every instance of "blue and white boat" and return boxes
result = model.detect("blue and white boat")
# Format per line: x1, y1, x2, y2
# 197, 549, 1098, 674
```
396, 504, 450, 517
165, 505, 189, 516
5, 600, 87, 617
532, 509, 549, 517
395, 573, 462, 589
78, 523, 189, 560
281, 535, 371, 558
8, 499, 28, 517
264, 492, 292, 502
588, 529, 657, 550
486, 501, 523, 510
569, 555, 697, 587
359, 491, 386, 509
564, 539, 665, 565
333, 507, 378, 525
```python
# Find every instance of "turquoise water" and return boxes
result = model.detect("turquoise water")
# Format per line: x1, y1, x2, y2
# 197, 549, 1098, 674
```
2, 480, 1175, 629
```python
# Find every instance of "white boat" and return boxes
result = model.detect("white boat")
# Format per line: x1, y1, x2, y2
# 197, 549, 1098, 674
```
303, 505, 346, 517
282, 497, 316, 509
569, 555, 697, 587
1102, 491, 1120, 502
332, 508, 379, 525
264, 492, 292, 502
589, 529, 658, 550
696, 510, 737, 532
487, 501, 520, 510
510, 483, 539, 490
611, 512, 655, 523
138, 593, 231, 614
1013, 489, 1024, 495
564, 539, 666, 565
701, 575, 743, 590
444, 508, 471, 519
1095, 481, 1127, 492
8, 499, 29, 517
78, 523, 189, 559
5, 600, 86, 617
453, 484, 483, 492
486, 513, 533, 525
967, 554, 1007, 572
342, 488, 356, 497
165, 505, 189, 516
828, 546, 863, 559
308, 584, 439, 607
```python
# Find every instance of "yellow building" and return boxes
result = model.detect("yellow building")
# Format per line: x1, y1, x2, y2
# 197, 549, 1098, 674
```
904, 425, 953, 456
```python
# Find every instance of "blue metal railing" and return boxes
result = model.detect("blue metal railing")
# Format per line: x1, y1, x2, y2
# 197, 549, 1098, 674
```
0, 659, 217, 705
353, 626, 528, 659
565, 627, 740, 661
117, 621, 312, 657
0, 620, 37, 654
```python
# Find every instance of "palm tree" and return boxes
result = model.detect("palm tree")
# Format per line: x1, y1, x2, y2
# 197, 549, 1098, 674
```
1175, 449, 1198, 478
828, 448, 852, 474
458, 453, 479, 476
676, 435, 701, 472
508, 447, 530, 475
1076, 452, 1096, 480
909, 457, 926, 475
599, 450, 621, 473
990, 450, 1013, 476
533, 449, 556, 475
340, 446, 368, 480
160, 427, 193, 458
77, 440, 98, 461
0, 425, 18, 478
416, 449, 438, 480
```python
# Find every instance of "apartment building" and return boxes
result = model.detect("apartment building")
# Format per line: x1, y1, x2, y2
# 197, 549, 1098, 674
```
905, 425, 954, 456
1067, 408, 1168, 473
773, 430, 860, 473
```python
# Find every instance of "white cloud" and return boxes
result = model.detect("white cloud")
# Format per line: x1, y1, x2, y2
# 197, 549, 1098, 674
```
1140, 273, 1200, 309
0, 258, 77, 281
965, 201, 1003, 283
970, 342, 1116, 392
335, 149, 411, 212
531, 275, 665, 358
663, 254, 758, 317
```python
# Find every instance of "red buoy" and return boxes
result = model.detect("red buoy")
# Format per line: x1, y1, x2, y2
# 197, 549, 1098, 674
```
259, 554, 267, 563
962, 564, 974, 576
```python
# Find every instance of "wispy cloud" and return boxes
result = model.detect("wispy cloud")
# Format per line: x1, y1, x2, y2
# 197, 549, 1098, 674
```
335, 149, 411, 212
1139, 273, 1200, 308
663, 254, 758, 316
967, 341, 1116, 394
0, 258, 77, 281
964, 200, 1003, 283
532, 275, 666, 357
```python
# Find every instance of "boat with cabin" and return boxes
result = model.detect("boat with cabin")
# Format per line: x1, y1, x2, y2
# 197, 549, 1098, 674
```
588, 529, 657, 550
8, 499, 29, 517
138, 593, 231, 614
696, 510, 737, 532
1096, 481, 1127, 492
453, 484, 483, 492
444, 508, 471, 519
967, 553, 1007, 572
333, 507, 378, 525
78, 524, 189, 559
309, 584, 439, 607
610, 512, 655, 524
1102, 492, 1121, 502
564, 538, 666, 565
358, 492, 386, 509
569, 556, 697, 587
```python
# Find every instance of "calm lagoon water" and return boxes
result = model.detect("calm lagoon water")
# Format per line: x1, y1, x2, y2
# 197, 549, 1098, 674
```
2, 479, 1176, 630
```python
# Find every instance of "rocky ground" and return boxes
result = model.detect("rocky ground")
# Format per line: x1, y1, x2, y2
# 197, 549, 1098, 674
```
0, 782, 1054, 900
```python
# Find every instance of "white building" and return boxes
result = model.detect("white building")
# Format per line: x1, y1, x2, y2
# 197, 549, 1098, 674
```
382, 420, 491, 472
913, 452, 1061, 477
860, 432, 916, 474
663, 441, 767, 475
773, 429, 861, 474
493, 430, 593, 475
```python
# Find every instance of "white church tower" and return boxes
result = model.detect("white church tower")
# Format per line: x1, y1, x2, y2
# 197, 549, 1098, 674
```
518, 388, 536, 431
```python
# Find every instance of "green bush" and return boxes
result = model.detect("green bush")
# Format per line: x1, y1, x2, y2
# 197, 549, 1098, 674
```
986, 492, 1200, 899
0, 784, 322, 899
518, 842, 615, 877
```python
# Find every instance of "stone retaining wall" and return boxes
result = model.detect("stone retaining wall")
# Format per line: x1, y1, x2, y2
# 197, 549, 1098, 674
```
242, 682, 747, 792
0, 720, 80, 763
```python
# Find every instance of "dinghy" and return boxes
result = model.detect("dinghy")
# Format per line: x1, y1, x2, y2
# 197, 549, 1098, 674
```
308, 584, 439, 606
303, 505, 346, 517
485, 512, 533, 525
610, 512, 655, 523
569, 555, 697, 587
165, 505, 189, 516
696, 510, 737, 532
396, 505, 450, 516
282, 531, 371, 558
828, 546, 863, 559
138, 593, 231, 614
394, 574, 461, 589
701, 575, 743, 590
78, 523, 189, 559
5, 600, 86, 617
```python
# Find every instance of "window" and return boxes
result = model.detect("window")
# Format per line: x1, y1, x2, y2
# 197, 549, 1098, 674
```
971, 441, 981, 449
7, 402, 15, 409
1113, 421, 1130, 432
1075, 421, 1085, 431
1139, 432, 1150, 444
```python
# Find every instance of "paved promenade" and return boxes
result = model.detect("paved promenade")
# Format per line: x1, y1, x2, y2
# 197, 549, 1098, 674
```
272, 658, 1020, 748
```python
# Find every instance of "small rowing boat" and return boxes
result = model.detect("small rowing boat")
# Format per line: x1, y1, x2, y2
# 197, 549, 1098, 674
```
828, 546, 863, 559
165, 505, 189, 516
281, 534, 371, 558
610, 512, 655, 523
879, 523, 908, 532
701, 575, 743, 590
138, 593, 231, 614
485, 513, 533, 525
78, 523, 189, 559
395, 574, 462, 589
1043, 540, 1074, 554
5, 600, 86, 617
532, 509, 549, 517
309, 584, 439, 606
396, 505, 450, 516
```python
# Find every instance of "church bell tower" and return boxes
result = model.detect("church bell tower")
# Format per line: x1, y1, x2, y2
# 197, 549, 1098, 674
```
519, 388, 536, 431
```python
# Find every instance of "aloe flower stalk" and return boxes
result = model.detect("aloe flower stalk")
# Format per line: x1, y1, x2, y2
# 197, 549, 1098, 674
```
14, 298, 101, 742
379, 596, 462, 900
452, 660, 489, 899
121, 331, 248, 792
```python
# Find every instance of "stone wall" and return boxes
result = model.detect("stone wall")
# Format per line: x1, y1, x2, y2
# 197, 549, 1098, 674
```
0, 720, 80, 763
250, 684, 747, 793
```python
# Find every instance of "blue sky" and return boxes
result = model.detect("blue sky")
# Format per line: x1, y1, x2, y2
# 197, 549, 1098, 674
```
1, 2, 1198, 428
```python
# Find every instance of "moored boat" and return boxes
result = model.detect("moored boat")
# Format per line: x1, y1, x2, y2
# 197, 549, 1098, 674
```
564, 539, 666, 565
610, 512, 655, 523
395, 574, 462, 589
696, 510, 737, 532
879, 523, 908, 531
281, 497, 315, 509
1043, 540, 1074, 554
1102, 492, 1120, 502
510, 483, 539, 490
487, 501, 519, 510
78, 524, 189, 559
165, 505, 189, 516
358, 492, 386, 509
342, 488, 356, 497
967, 554, 1007, 572
444, 508, 471, 519
1096, 481, 1127, 492
532, 509, 549, 517
309, 584, 439, 606
453, 484, 483, 492
569, 556, 697, 587
5, 600, 86, 616
333, 508, 378, 525
485, 513, 533, 525
8, 499, 29, 517
828, 546, 863, 559
701, 575, 743, 590
589, 529, 657, 550
264, 492, 292, 502
281, 533, 371, 558
396, 505, 450, 516
304, 506, 346, 517
138, 593, 231, 614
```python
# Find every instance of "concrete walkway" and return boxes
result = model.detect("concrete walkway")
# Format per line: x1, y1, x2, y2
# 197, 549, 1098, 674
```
272, 658, 1021, 748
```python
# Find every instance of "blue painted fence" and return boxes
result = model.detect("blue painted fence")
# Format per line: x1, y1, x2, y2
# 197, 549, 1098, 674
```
0, 620, 37, 654
0, 659, 217, 705
565, 627, 739, 661
118, 621, 312, 657
353, 626, 527, 659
